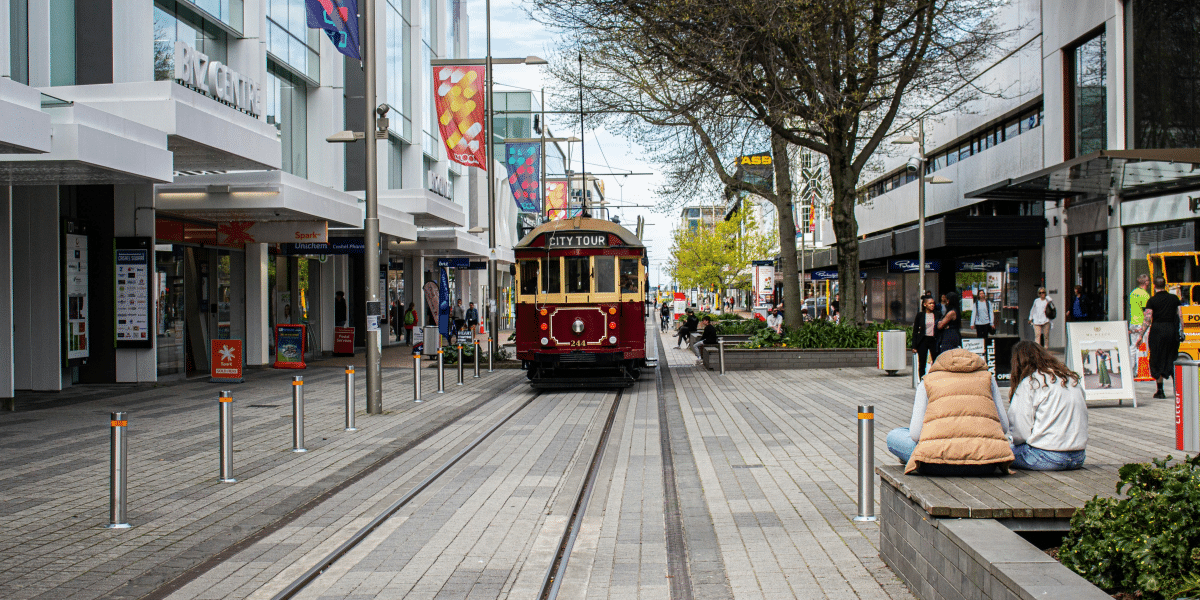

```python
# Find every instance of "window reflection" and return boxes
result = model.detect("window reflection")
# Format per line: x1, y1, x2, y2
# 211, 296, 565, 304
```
594, 257, 615, 294
1131, 0, 1200, 148
1073, 32, 1107, 156
566, 257, 590, 294
520, 260, 539, 295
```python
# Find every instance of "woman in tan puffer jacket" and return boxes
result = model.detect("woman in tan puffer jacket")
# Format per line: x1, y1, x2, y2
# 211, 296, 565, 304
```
886, 349, 1014, 476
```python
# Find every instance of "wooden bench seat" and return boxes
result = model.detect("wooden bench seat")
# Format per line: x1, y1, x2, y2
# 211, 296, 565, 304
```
876, 463, 1124, 519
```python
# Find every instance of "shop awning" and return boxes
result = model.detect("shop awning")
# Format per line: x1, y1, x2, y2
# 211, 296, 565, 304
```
966, 149, 1200, 202
156, 171, 363, 228
0, 79, 51, 154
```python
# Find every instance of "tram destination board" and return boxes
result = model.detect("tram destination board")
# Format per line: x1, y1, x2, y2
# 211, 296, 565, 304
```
546, 231, 610, 248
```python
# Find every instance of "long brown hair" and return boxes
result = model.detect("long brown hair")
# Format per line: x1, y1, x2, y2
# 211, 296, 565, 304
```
1009, 340, 1080, 400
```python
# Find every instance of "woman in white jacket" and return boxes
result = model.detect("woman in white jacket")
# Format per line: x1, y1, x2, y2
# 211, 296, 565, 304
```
1028, 288, 1052, 347
1006, 341, 1088, 470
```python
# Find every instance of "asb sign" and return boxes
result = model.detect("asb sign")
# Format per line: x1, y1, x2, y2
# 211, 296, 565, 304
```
174, 41, 263, 117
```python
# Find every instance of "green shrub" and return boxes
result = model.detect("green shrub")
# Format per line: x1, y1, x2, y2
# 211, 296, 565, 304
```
737, 320, 912, 350
716, 319, 767, 335
1059, 454, 1200, 599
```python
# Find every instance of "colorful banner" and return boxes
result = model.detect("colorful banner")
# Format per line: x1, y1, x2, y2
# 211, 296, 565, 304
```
545, 179, 569, 220
305, 0, 360, 59
273, 324, 307, 369
434, 66, 487, 169
438, 267, 450, 341
505, 143, 541, 212
211, 339, 244, 382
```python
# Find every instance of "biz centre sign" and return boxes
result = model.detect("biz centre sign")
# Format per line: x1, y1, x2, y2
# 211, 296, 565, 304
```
174, 41, 263, 118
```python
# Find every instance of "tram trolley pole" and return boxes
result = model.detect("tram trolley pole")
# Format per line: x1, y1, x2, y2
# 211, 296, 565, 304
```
413, 354, 423, 403
292, 376, 307, 453
853, 405, 877, 522
218, 392, 236, 483
437, 348, 446, 393
457, 345, 464, 385
106, 412, 131, 529
344, 366, 358, 432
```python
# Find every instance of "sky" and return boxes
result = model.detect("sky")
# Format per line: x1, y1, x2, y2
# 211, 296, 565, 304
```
463, 0, 678, 290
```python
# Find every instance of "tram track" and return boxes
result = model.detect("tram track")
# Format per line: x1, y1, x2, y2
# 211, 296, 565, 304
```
265, 385, 628, 600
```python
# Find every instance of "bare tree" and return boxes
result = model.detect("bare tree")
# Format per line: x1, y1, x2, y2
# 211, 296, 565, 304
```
535, 0, 1004, 324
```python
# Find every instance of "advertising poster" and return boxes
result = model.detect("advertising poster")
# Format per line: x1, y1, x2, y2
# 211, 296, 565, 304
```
115, 239, 153, 349
962, 337, 1017, 385
210, 339, 244, 383
63, 221, 89, 366
334, 327, 355, 356
753, 264, 775, 306
438, 267, 450, 340
1066, 322, 1135, 404
274, 324, 307, 369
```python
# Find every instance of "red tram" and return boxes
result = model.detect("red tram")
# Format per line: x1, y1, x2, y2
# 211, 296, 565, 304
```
514, 217, 648, 388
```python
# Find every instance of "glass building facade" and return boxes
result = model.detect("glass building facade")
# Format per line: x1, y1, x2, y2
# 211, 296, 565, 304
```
1129, 0, 1200, 148
1071, 31, 1107, 157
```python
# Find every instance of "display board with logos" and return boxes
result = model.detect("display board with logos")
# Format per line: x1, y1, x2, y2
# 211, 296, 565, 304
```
63, 220, 89, 366
273, 324, 307, 369
210, 339, 244, 383
114, 237, 154, 349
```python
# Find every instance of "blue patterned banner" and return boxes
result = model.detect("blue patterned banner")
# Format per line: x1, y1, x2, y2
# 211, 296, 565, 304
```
505, 143, 541, 213
305, 0, 361, 60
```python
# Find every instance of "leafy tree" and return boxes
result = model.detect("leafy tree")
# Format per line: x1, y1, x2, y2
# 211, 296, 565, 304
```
667, 205, 775, 295
534, 0, 1004, 324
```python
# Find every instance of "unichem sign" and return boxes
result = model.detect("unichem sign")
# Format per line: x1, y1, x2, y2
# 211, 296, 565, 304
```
174, 41, 263, 118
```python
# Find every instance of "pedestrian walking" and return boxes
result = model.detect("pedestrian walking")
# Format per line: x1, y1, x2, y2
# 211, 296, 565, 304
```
936, 291, 963, 352
1007, 341, 1088, 470
660, 301, 671, 332
452, 299, 466, 332
335, 291, 348, 327
1136, 276, 1183, 399
403, 302, 416, 345
1129, 274, 1150, 368
885, 349, 1013, 475
465, 302, 479, 333
1071, 285, 1089, 321
971, 289, 995, 346
911, 296, 942, 380
1028, 288, 1053, 347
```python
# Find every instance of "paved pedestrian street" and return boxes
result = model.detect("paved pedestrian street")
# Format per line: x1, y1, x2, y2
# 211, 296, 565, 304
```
0, 332, 1179, 600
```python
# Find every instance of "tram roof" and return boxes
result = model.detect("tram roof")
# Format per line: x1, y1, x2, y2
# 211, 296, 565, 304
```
515, 216, 644, 249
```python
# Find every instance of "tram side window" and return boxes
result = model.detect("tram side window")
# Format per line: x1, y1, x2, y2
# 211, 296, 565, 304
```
594, 256, 615, 293
566, 256, 590, 293
541, 257, 561, 294
619, 258, 639, 294
520, 260, 539, 295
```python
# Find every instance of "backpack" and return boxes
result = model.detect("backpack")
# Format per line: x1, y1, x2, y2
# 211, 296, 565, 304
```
1045, 300, 1057, 320
404, 310, 415, 325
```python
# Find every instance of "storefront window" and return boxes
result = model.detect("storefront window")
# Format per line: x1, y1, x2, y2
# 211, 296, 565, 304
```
183, 0, 242, 32
266, 64, 308, 177
1072, 32, 1107, 157
156, 247, 187, 376
1073, 232, 1109, 320
49, 0, 74, 86
10, 0, 28, 84
1130, 0, 1200, 148
266, 0, 320, 82
1125, 221, 1196, 316
154, 2, 228, 82
388, 138, 404, 189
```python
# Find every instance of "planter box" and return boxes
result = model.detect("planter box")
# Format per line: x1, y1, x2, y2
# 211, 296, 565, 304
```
698, 346, 877, 370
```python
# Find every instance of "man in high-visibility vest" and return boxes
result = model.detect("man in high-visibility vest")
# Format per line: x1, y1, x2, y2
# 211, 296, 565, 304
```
1130, 274, 1151, 378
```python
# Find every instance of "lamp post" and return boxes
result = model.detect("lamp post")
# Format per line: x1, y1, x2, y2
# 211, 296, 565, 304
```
892, 120, 952, 295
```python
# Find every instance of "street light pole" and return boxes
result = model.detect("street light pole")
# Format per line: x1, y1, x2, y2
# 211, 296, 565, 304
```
485, 0, 499, 354
363, 0, 382, 413
918, 118, 926, 295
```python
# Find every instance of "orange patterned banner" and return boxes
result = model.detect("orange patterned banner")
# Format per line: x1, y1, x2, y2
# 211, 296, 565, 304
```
545, 179, 569, 220
434, 65, 487, 170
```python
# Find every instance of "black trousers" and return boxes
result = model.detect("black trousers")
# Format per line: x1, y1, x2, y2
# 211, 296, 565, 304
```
974, 324, 992, 346
913, 337, 939, 379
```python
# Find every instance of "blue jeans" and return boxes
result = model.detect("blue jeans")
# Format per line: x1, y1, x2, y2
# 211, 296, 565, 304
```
1012, 444, 1086, 471
886, 427, 1003, 476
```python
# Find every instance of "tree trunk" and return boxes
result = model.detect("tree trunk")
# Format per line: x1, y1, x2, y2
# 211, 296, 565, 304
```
828, 146, 863, 325
771, 133, 803, 330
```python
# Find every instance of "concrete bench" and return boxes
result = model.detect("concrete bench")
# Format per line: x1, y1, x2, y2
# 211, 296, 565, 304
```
876, 464, 1119, 600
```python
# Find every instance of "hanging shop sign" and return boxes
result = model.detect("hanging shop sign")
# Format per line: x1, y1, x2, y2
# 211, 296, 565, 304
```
114, 238, 153, 349
63, 220, 89, 366
210, 339, 244, 383
888, 259, 941, 273
174, 40, 263, 117
282, 239, 365, 255
216, 221, 327, 245
273, 324, 307, 369
437, 257, 471, 268
956, 258, 1003, 272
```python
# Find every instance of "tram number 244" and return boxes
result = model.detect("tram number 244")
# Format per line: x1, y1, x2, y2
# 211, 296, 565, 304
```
568, 340, 588, 347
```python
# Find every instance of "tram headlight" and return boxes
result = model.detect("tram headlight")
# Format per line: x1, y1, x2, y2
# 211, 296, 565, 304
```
572, 319, 585, 334
540, 337, 550, 346
608, 336, 617, 344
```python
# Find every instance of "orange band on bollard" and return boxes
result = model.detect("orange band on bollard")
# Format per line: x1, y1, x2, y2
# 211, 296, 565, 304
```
111, 420, 127, 427
858, 412, 874, 420
345, 369, 354, 374
438, 349, 443, 354
219, 397, 232, 403
293, 381, 303, 386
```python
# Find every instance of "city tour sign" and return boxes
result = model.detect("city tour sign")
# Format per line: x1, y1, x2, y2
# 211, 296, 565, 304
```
174, 40, 263, 117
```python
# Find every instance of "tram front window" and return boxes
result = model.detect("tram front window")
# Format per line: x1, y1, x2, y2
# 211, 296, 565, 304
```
520, 260, 539, 295
594, 256, 615, 293
566, 256, 590, 293
619, 258, 639, 294
541, 257, 561, 294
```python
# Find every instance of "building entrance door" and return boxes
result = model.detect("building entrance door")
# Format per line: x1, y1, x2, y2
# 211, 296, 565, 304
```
1074, 232, 1109, 321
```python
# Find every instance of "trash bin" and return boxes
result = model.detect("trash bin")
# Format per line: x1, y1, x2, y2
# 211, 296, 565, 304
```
1174, 359, 1199, 452
877, 330, 906, 376
423, 325, 440, 357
